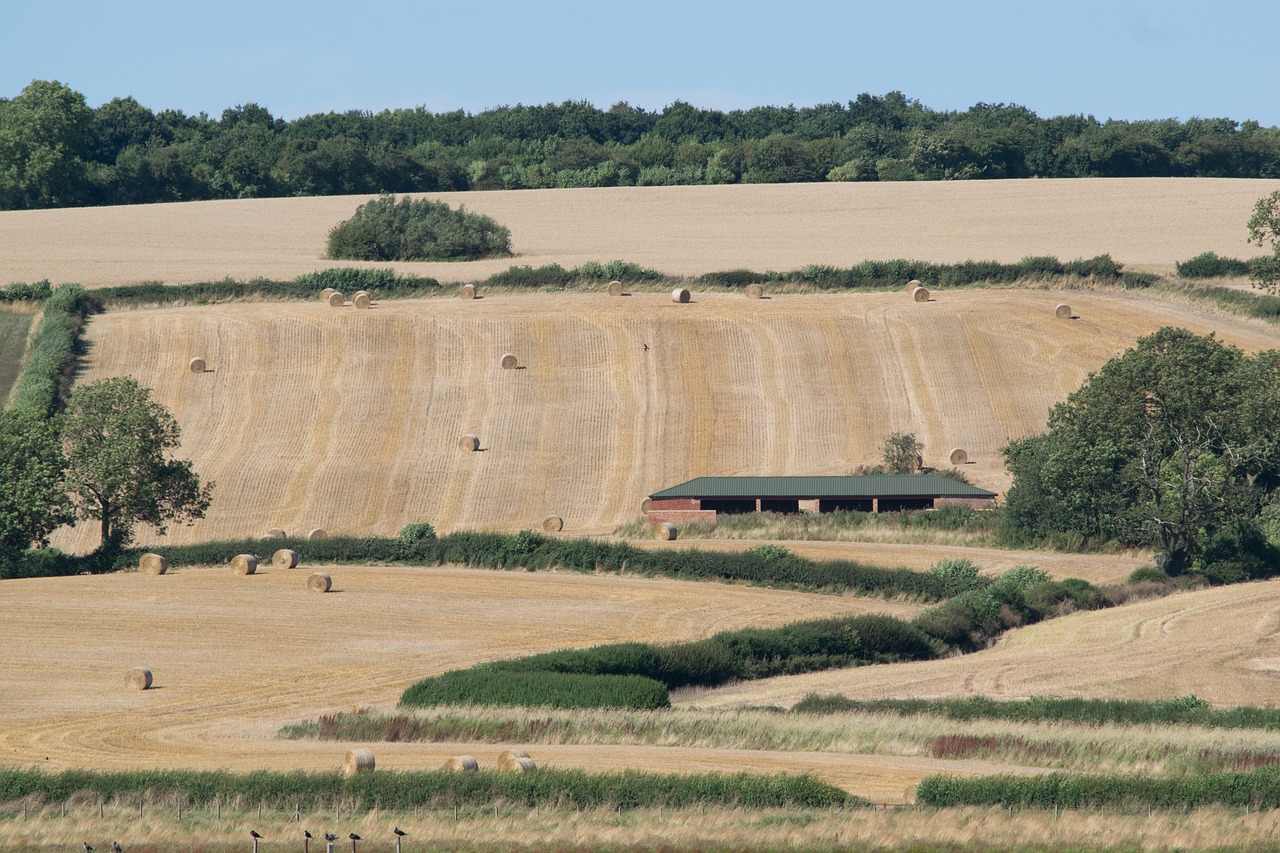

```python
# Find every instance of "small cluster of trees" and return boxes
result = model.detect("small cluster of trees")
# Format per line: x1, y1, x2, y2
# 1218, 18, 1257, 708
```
4, 80, 1280, 211
1003, 328, 1280, 578
0, 377, 212, 564
326, 194, 512, 262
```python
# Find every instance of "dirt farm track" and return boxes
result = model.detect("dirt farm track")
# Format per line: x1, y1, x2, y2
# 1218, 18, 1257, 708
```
8, 179, 1280, 813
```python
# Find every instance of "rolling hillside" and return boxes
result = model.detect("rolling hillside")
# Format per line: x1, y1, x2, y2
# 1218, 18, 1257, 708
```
52, 286, 1280, 551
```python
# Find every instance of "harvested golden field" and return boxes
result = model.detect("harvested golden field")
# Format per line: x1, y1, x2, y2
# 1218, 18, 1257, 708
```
52, 286, 1280, 551
2, 178, 1278, 287
0, 563, 1019, 801
690, 578, 1280, 710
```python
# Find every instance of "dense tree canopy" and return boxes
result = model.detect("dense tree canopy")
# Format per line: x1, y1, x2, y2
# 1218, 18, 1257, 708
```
1003, 328, 1280, 578
3, 80, 1280, 211
61, 377, 213, 549
0, 410, 72, 555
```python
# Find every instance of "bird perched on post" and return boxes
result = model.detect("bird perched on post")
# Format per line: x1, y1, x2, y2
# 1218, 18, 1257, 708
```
323, 832, 337, 853
394, 826, 408, 853
349, 832, 362, 853
304, 829, 313, 853
250, 829, 263, 853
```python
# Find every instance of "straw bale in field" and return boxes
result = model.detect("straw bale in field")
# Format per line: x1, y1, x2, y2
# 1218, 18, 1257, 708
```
343, 748, 374, 776
497, 749, 531, 771
443, 755, 479, 772
654, 522, 677, 541
607, 280, 624, 296
911, 286, 930, 302
327, 291, 345, 307
500, 353, 518, 369
745, 283, 764, 299
671, 287, 691, 303
320, 288, 335, 301
640, 498, 653, 513
230, 554, 257, 575
949, 448, 968, 465
308, 572, 332, 592
542, 515, 564, 533
353, 291, 372, 310
458, 434, 480, 452
506, 756, 537, 773
459, 284, 476, 299
188, 357, 206, 374
264, 528, 286, 539
1056, 303, 1073, 319
127, 667, 153, 690
906, 279, 922, 292
272, 548, 298, 569
139, 553, 168, 576
308, 528, 327, 540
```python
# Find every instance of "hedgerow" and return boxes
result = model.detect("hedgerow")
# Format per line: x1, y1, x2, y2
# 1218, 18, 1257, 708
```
399, 671, 670, 710
915, 765, 1280, 809
90, 269, 442, 309
401, 613, 938, 709
0, 766, 856, 810
790, 694, 1280, 730
10, 283, 93, 415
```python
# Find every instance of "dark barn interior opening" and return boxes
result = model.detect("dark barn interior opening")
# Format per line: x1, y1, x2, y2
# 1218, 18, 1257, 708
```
702, 499, 758, 515
822, 498, 875, 513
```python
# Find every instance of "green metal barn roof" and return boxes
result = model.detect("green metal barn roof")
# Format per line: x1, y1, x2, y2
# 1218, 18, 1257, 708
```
649, 475, 997, 500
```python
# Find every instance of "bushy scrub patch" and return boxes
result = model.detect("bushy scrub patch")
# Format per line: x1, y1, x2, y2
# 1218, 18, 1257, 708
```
915, 765, 1280, 809
790, 694, 1280, 730
401, 613, 939, 710
399, 671, 670, 710
483, 259, 663, 288
1176, 251, 1255, 278
326, 194, 512, 261
91, 270, 442, 308
11, 283, 93, 415
0, 766, 855, 810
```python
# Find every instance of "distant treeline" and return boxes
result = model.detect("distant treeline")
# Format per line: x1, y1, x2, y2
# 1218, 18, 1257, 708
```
4, 80, 1280, 211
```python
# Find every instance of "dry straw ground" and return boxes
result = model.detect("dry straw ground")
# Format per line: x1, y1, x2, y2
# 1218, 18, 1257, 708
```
52, 286, 1280, 550
1, 178, 1279, 286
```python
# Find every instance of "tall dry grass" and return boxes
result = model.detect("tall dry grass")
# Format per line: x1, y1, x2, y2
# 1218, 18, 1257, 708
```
6, 801, 1280, 852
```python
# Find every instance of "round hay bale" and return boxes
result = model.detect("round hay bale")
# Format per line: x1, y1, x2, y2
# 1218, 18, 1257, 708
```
230, 554, 257, 575
459, 284, 476, 300
744, 283, 764, 299
308, 572, 333, 593
264, 528, 286, 540
671, 287, 691, 304
911, 285, 930, 302
504, 756, 537, 773
320, 288, 336, 301
327, 291, 345, 307
127, 667, 153, 690
949, 448, 969, 466
188, 357, 206, 374
497, 750, 531, 771
640, 497, 653, 514
607, 280, 624, 296
308, 528, 327, 541
654, 522, 677, 541
500, 353, 518, 370
542, 515, 564, 533
352, 292, 372, 310
443, 755, 479, 772
343, 748, 375, 776
906, 279, 922, 293
273, 548, 299, 569
458, 434, 480, 452
1055, 303, 1072, 319
138, 553, 168, 576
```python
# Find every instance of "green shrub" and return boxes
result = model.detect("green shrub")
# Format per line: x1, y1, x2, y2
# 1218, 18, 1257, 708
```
0, 279, 54, 302
326, 194, 512, 261
399, 670, 670, 710
11, 284, 93, 416
928, 557, 985, 596
576, 259, 663, 282
1176, 251, 1253, 278
1127, 565, 1168, 583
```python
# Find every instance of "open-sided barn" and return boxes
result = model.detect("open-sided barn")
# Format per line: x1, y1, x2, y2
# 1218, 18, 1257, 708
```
646, 475, 996, 526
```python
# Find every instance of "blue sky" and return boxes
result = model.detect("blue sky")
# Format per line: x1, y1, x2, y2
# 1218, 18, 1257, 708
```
3, 0, 1277, 125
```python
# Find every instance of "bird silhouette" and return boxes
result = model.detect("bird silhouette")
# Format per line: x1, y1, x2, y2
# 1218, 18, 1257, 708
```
394, 828, 407, 837
250, 831, 264, 839
82, 844, 93, 853
304, 829, 313, 853
349, 832, 362, 852
250, 829, 263, 853
324, 834, 337, 842
112, 844, 122, 853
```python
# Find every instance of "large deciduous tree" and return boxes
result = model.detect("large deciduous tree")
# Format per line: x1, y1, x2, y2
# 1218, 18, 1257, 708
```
1248, 190, 1280, 294
1003, 328, 1280, 576
0, 79, 93, 209
0, 410, 72, 556
61, 377, 213, 550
